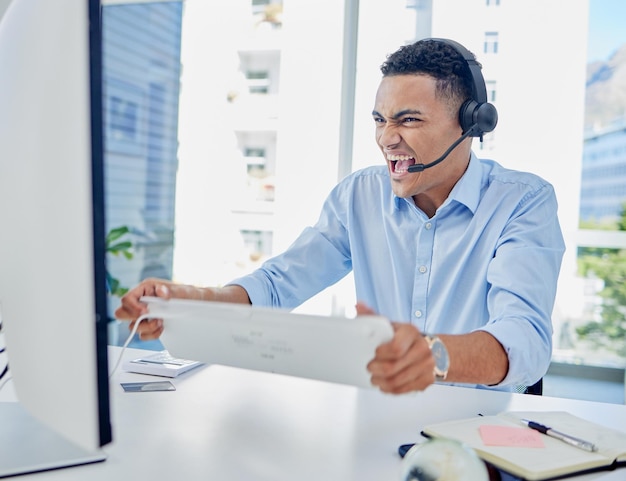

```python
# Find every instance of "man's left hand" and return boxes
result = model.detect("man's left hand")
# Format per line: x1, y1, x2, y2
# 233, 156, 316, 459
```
356, 302, 435, 394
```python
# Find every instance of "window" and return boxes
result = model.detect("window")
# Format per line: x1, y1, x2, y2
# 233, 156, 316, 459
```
239, 51, 281, 95
486, 80, 497, 102
103, 0, 626, 376
241, 229, 273, 260
246, 70, 270, 94
244, 147, 275, 201
245, 147, 267, 167
102, 2, 182, 319
484, 32, 499, 54
109, 96, 138, 141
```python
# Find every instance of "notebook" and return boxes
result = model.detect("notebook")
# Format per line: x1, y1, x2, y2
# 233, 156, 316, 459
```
139, 296, 394, 388
421, 411, 626, 480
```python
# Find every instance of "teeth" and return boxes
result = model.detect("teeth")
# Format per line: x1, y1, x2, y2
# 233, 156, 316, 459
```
387, 154, 414, 161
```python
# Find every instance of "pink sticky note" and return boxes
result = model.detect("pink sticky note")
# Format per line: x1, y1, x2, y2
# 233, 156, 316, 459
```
479, 425, 546, 448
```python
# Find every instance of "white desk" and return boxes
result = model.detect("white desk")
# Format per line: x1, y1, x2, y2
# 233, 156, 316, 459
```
5, 346, 626, 480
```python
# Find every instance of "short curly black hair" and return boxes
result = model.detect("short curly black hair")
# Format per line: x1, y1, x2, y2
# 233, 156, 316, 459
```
380, 39, 477, 111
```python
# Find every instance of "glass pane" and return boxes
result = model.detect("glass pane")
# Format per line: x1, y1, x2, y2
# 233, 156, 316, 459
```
569, 0, 626, 368
102, 1, 183, 349
102, 0, 626, 370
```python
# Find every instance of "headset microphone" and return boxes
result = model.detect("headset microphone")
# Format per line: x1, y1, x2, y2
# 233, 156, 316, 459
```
407, 125, 476, 173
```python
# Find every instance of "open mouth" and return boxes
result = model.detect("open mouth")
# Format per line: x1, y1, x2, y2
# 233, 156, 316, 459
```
388, 154, 416, 174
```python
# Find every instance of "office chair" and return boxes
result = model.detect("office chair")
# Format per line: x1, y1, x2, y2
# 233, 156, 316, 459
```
524, 378, 543, 395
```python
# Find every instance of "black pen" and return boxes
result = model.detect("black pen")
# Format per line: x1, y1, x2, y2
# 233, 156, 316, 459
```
521, 419, 598, 452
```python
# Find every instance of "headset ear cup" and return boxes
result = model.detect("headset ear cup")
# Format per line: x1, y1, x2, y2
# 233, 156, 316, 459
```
459, 100, 498, 136
459, 99, 479, 135
475, 102, 498, 134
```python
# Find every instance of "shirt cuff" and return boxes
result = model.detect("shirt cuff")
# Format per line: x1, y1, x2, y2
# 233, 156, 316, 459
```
476, 319, 551, 388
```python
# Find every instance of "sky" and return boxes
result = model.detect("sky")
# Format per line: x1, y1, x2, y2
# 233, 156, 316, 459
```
587, 0, 626, 62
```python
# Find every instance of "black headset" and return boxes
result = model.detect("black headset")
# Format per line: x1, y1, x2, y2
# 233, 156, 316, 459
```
430, 38, 498, 138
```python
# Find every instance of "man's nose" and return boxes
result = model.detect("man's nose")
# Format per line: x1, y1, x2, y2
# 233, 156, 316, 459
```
378, 123, 401, 148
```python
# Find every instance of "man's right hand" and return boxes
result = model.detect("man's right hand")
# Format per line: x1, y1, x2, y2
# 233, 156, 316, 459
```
114, 277, 175, 340
114, 279, 251, 340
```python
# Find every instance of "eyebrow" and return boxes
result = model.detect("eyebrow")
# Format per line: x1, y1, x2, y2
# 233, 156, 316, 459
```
371, 109, 423, 120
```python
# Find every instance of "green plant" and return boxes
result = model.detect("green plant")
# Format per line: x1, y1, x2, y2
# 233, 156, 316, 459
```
106, 226, 134, 297
576, 203, 626, 357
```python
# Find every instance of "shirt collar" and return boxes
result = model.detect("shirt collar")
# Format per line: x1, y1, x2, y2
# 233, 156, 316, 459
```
393, 152, 482, 214
445, 152, 481, 214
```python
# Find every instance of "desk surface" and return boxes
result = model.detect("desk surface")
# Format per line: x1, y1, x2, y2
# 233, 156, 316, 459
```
4, 346, 626, 480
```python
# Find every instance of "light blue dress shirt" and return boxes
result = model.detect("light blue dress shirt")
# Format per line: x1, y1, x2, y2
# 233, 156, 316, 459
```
230, 154, 565, 391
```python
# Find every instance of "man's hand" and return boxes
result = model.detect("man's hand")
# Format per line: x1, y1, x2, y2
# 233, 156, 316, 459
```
356, 302, 510, 392
357, 302, 436, 394
368, 323, 436, 393
114, 277, 174, 340
114, 280, 251, 341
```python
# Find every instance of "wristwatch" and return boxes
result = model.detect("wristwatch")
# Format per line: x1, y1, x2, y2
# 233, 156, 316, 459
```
424, 335, 450, 381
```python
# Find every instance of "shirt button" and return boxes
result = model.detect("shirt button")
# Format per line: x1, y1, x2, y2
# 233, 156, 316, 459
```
415, 310, 423, 318
425, 222, 432, 230
419, 265, 427, 273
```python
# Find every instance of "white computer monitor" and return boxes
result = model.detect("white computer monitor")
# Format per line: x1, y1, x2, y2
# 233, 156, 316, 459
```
0, 0, 112, 476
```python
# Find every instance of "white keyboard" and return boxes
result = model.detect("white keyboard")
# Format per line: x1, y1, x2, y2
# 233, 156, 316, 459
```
123, 351, 203, 378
